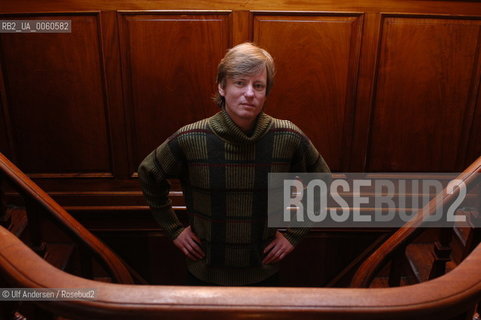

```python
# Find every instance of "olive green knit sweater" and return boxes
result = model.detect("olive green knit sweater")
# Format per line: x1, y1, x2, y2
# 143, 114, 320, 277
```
138, 110, 330, 285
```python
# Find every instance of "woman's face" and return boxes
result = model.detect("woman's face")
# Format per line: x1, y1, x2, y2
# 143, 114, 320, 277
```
218, 68, 267, 132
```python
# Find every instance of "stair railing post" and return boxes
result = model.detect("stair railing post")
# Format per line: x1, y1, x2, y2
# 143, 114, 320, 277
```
0, 173, 12, 229
429, 227, 453, 280
388, 247, 405, 287
462, 209, 481, 259
462, 178, 481, 258
24, 197, 46, 256
79, 244, 94, 279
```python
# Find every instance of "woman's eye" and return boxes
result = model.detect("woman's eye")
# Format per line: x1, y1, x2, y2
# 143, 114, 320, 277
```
254, 84, 266, 90
235, 81, 245, 86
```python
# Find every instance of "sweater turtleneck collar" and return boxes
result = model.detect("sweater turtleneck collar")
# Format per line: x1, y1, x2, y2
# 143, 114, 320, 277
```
208, 109, 273, 144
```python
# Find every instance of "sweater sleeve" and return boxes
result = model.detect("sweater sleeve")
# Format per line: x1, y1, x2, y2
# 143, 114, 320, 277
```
138, 139, 185, 240
283, 133, 331, 247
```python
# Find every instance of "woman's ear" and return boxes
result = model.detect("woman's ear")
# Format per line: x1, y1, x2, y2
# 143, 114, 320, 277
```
218, 83, 225, 97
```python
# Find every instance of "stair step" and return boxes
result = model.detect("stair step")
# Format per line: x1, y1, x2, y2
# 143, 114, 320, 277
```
406, 243, 434, 282
369, 276, 412, 288
405, 243, 456, 283
93, 276, 112, 283
8, 207, 28, 238
44, 243, 76, 271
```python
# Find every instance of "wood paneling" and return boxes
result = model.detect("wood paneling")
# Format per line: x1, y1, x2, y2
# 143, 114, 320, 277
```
253, 12, 363, 171
349, 12, 382, 172
1, 0, 481, 290
367, 14, 481, 172
466, 60, 481, 167
99, 11, 131, 178
118, 12, 231, 172
0, 13, 112, 176
2, 0, 481, 16
0, 1, 480, 209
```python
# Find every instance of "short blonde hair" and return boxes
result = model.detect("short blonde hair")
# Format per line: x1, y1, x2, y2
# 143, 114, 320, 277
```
214, 42, 275, 108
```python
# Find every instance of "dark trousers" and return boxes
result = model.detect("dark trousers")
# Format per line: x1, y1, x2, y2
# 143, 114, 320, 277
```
187, 272, 280, 287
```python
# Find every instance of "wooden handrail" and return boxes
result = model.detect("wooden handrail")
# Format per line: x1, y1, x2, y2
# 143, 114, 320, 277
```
1, 225, 481, 319
351, 156, 481, 288
0, 153, 134, 284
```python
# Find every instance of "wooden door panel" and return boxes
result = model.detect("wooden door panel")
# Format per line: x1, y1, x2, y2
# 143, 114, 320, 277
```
0, 13, 112, 176
118, 12, 231, 172
253, 13, 363, 171
367, 15, 481, 171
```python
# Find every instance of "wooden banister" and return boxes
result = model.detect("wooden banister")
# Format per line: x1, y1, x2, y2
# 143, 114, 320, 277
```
1, 224, 481, 319
0, 153, 133, 284
351, 156, 481, 288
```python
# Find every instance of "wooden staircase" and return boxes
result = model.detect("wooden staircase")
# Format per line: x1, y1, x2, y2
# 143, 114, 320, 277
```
0, 153, 137, 319
2, 152, 481, 319
357, 207, 481, 289
3, 221, 481, 320
351, 158, 481, 290
327, 177, 481, 289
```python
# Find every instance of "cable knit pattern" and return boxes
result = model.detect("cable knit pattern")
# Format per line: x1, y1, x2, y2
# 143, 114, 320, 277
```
138, 109, 330, 285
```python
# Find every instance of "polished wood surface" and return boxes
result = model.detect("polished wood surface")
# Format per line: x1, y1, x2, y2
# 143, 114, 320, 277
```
351, 155, 481, 288
0, 1, 479, 182
118, 12, 229, 171
1, 3, 480, 316
0, 152, 134, 284
254, 12, 363, 170
367, 15, 481, 171
2, 224, 481, 319
0, 13, 112, 176
1, 1, 481, 260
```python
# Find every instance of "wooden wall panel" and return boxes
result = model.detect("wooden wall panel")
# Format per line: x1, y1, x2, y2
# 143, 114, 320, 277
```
466, 64, 481, 167
367, 15, 481, 172
252, 12, 363, 171
0, 13, 113, 176
1, 0, 481, 288
0, 1, 480, 204
118, 12, 231, 173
